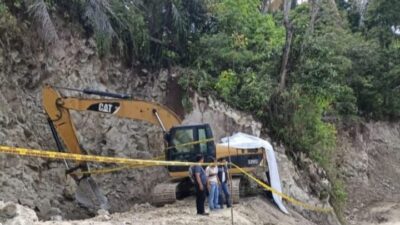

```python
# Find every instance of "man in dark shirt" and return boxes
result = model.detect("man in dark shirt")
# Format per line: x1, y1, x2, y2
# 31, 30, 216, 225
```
217, 158, 232, 208
192, 154, 209, 215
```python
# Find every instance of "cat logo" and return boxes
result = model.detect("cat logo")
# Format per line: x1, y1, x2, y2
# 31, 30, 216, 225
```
87, 102, 120, 114
98, 103, 113, 113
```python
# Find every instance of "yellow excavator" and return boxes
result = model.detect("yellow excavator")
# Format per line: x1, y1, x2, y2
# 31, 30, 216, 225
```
42, 84, 264, 210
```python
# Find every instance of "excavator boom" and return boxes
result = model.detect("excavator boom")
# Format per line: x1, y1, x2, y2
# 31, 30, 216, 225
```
43, 85, 181, 153
42, 85, 182, 210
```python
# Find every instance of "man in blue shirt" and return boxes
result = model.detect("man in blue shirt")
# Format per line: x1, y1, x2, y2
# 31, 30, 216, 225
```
192, 154, 209, 215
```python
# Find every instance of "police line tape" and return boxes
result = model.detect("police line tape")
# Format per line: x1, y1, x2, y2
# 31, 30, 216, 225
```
71, 155, 165, 176
0, 145, 333, 213
73, 138, 215, 175
230, 163, 333, 213
0, 145, 219, 167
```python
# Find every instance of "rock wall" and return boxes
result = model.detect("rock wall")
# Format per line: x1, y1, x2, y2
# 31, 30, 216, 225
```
338, 122, 400, 225
183, 93, 262, 140
270, 145, 340, 225
0, 19, 171, 219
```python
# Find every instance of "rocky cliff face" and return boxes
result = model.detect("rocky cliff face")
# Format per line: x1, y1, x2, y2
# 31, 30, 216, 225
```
182, 92, 262, 140
338, 122, 400, 225
0, 20, 174, 219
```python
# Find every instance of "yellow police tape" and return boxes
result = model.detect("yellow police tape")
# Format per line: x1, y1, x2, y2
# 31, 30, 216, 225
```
81, 138, 215, 175
0, 145, 333, 213
77, 138, 215, 176
71, 155, 165, 176
70, 138, 214, 176
230, 163, 333, 213
0, 145, 217, 167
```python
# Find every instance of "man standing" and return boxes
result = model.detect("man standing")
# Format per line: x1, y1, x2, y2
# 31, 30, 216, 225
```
192, 154, 209, 215
206, 157, 220, 211
218, 158, 232, 208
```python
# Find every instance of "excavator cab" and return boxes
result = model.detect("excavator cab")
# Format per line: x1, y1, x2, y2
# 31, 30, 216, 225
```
165, 124, 215, 173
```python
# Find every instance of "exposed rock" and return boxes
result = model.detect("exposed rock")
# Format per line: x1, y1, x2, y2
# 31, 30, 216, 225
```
0, 201, 38, 225
0, 22, 169, 220
183, 93, 262, 140
338, 122, 400, 225
97, 209, 109, 216
272, 147, 340, 225
0, 203, 17, 219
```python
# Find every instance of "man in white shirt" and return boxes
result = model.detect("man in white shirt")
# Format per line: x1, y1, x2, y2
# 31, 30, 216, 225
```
206, 158, 220, 211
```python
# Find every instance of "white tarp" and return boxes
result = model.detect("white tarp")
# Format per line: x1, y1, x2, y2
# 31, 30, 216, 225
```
220, 132, 289, 214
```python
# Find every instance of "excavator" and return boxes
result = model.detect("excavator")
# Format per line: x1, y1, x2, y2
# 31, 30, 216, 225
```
42, 84, 265, 210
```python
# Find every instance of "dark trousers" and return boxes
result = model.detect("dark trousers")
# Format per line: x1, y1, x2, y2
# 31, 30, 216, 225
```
195, 185, 206, 214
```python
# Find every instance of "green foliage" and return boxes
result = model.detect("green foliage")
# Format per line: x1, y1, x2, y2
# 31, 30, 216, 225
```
108, 0, 149, 64
215, 70, 238, 102
365, 0, 400, 47
184, 0, 284, 116
178, 69, 216, 94
237, 72, 272, 114
355, 0, 400, 119
267, 88, 336, 167
330, 176, 347, 217
0, 1, 20, 42
193, 0, 284, 73
94, 31, 112, 57
51, 0, 208, 66
181, 94, 193, 113
267, 87, 345, 217
0, 1, 7, 14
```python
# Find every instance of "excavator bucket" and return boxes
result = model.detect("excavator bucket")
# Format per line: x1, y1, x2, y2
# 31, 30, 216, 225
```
75, 177, 109, 210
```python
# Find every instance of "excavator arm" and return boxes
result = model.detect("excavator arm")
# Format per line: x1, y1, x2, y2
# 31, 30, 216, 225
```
43, 85, 181, 155
42, 84, 182, 210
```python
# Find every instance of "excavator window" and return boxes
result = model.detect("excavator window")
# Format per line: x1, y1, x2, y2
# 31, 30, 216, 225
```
171, 129, 195, 156
198, 128, 208, 155
166, 124, 216, 172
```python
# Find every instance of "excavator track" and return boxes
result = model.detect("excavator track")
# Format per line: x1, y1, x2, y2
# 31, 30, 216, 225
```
231, 178, 241, 204
151, 182, 179, 206
230, 176, 260, 204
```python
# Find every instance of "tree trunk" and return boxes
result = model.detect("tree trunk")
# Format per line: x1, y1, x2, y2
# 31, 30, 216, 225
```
299, 0, 320, 58
309, 0, 320, 34
279, 0, 293, 91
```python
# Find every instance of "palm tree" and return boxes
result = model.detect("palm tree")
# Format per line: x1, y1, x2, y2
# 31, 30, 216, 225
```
24, 0, 208, 65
